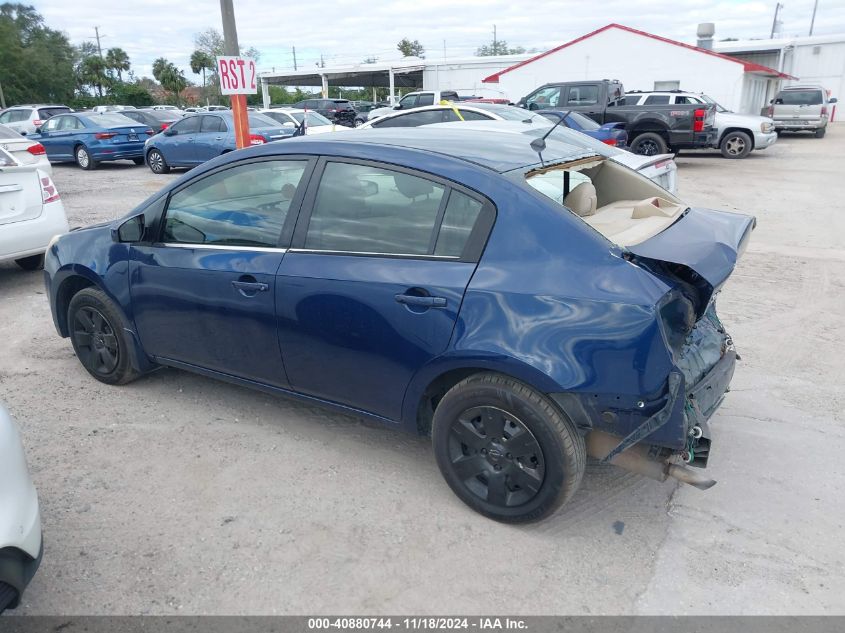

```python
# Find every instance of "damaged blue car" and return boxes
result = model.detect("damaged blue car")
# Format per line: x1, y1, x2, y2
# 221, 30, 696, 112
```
43, 122, 754, 522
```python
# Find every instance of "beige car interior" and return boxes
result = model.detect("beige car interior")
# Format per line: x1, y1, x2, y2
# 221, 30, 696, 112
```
528, 159, 685, 247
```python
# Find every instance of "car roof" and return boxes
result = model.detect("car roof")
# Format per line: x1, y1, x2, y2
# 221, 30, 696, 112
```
249, 123, 601, 173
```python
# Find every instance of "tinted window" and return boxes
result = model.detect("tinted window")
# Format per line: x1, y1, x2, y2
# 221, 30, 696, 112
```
776, 90, 824, 105
526, 86, 560, 109
617, 96, 641, 106
121, 111, 146, 123
675, 95, 703, 104
434, 191, 484, 257
38, 107, 71, 119
58, 116, 82, 130
373, 110, 445, 128
398, 95, 418, 109
200, 116, 226, 132
305, 162, 446, 255
566, 85, 598, 106
441, 109, 491, 122
170, 117, 201, 134
0, 111, 12, 123
163, 160, 308, 247
644, 95, 670, 105
416, 93, 435, 107
10, 110, 31, 122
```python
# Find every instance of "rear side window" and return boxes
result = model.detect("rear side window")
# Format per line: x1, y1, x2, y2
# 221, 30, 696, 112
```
434, 191, 484, 257
416, 93, 435, 107
776, 90, 823, 105
565, 85, 599, 106
39, 107, 71, 119
200, 116, 226, 133
9, 110, 32, 122
644, 95, 670, 105
373, 110, 445, 127
162, 160, 308, 247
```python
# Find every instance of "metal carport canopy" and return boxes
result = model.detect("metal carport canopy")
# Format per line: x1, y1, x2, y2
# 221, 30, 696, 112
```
260, 63, 424, 88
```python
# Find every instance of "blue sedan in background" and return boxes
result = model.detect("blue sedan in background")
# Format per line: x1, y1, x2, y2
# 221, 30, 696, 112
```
35, 112, 153, 169
144, 111, 295, 174
539, 110, 629, 147
44, 125, 753, 522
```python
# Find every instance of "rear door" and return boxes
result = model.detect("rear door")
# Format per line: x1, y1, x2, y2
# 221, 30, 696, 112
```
130, 157, 314, 385
37, 115, 74, 160
276, 158, 495, 421
562, 84, 602, 120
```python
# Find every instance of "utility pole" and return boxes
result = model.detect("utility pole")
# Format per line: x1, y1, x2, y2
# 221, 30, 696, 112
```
493, 24, 497, 55
94, 26, 104, 58
809, 0, 819, 35
443, 39, 447, 61
219, 0, 249, 149
770, 3, 784, 38
0, 75, 6, 109
320, 54, 325, 68
293, 46, 298, 70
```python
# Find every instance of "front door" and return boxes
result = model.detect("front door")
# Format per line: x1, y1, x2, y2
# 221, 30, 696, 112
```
276, 159, 494, 421
163, 116, 201, 166
130, 158, 312, 386
193, 115, 229, 163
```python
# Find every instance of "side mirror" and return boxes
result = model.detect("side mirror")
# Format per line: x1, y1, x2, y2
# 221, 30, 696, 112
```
829, 97, 838, 104
163, 127, 176, 136
769, 99, 774, 104
113, 214, 145, 242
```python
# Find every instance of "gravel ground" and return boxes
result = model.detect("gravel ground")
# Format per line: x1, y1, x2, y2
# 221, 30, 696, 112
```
1, 127, 844, 615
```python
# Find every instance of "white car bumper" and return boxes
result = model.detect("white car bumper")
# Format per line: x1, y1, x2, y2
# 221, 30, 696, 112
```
754, 131, 778, 150
0, 198, 69, 263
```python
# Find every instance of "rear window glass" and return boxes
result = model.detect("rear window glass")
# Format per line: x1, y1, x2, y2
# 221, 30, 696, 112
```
776, 90, 823, 105
644, 95, 671, 105
567, 111, 601, 130
249, 113, 281, 127
86, 113, 137, 126
38, 107, 71, 119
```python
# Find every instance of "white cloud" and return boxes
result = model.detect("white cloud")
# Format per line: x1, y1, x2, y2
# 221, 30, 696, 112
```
32, 0, 845, 80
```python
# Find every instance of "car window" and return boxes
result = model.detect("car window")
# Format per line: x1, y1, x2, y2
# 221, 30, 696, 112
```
775, 90, 824, 105
373, 110, 445, 128
644, 95, 670, 105
417, 94, 435, 107
162, 160, 309, 247
398, 94, 418, 109
566, 111, 601, 130
10, 110, 31, 123
39, 107, 71, 119
304, 162, 447, 255
675, 96, 702, 104
457, 110, 492, 121
617, 96, 641, 106
434, 191, 484, 257
286, 111, 332, 126
42, 117, 61, 131
526, 86, 560, 109
200, 116, 226, 133
0, 112, 11, 124
565, 85, 599, 106
58, 116, 82, 131
122, 111, 144, 123
170, 117, 201, 134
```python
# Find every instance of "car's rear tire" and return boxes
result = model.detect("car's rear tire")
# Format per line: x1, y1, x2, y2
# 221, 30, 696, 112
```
431, 372, 586, 523
75, 145, 96, 170
629, 132, 668, 156
15, 254, 44, 271
132, 157, 145, 165
146, 148, 170, 174
720, 130, 753, 159
68, 287, 139, 385
814, 127, 826, 138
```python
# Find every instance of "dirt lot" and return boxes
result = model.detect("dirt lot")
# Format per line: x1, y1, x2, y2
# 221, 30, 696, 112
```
2, 128, 844, 615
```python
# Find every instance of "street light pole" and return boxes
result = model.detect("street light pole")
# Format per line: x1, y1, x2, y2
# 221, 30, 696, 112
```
770, 3, 784, 39
809, 0, 819, 35
219, 0, 249, 149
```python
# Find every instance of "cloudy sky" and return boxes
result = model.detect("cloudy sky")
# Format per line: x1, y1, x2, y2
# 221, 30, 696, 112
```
33, 0, 845, 79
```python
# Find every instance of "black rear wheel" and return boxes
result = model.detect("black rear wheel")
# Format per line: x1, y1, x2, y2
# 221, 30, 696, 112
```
432, 373, 585, 523
630, 132, 668, 156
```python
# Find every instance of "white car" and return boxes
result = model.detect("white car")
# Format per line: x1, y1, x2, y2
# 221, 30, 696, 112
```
0, 104, 73, 136
360, 103, 678, 194
258, 108, 352, 135
91, 105, 136, 114
0, 402, 42, 613
366, 90, 462, 122
0, 125, 52, 176
622, 91, 777, 159
0, 147, 68, 270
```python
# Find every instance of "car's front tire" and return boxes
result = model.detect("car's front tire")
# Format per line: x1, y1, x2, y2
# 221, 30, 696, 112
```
432, 372, 586, 523
68, 287, 139, 385
75, 145, 97, 170
14, 254, 43, 271
720, 130, 752, 159
146, 148, 170, 174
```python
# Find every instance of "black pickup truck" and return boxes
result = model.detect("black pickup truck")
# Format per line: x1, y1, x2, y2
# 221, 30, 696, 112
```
517, 80, 717, 155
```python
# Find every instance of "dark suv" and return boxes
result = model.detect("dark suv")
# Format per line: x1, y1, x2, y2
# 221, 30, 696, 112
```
292, 99, 356, 126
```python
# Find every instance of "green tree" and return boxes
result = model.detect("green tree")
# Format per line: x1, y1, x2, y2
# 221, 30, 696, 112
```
78, 52, 108, 98
152, 57, 187, 104
397, 38, 425, 58
110, 81, 154, 107
475, 40, 526, 56
189, 49, 215, 104
105, 47, 130, 82
193, 27, 259, 103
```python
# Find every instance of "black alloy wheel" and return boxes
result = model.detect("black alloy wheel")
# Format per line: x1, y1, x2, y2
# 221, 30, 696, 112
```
72, 306, 120, 376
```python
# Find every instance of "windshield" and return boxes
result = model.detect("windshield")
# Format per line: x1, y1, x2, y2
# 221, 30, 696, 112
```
567, 111, 601, 131
289, 111, 333, 126
249, 113, 284, 128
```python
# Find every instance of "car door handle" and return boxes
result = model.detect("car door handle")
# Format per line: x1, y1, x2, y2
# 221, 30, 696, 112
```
232, 279, 269, 296
214, 136, 223, 140
394, 293, 447, 308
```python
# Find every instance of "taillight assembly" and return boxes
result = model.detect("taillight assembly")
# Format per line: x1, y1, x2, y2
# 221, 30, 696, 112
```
693, 108, 705, 132
767, 105, 774, 117
821, 106, 828, 116
249, 134, 266, 145
40, 175, 60, 204
602, 138, 618, 146
27, 143, 46, 156
33, 119, 43, 128
94, 132, 116, 140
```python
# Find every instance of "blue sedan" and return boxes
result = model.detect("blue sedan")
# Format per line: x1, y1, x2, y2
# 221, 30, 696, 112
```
35, 112, 153, 169
44, 125, 753, 522
144, 111, 295, 174
539, 109, 629, 147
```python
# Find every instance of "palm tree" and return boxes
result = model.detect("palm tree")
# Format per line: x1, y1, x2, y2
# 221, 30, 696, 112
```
189, 50, 214, 105
105, 48, 130, 82
79, 55, 108, 98
152, 59, 188, 105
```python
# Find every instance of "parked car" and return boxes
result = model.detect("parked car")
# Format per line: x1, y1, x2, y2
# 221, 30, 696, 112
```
0, 147, 68, 270
119, 108, 183, 134
621, 90, 776, 158
0, 104, 73, 136
33, 112, 153, 170
768, 85, 836, 138
366, 90, 461, 122
538, 110, 628, 147
44, 125, 752, 522
205, 105, 229, 112
517, 79, 717, 155
151, 105, 182, 112
0, 124, 52, 175
351, 102, 380, 127
358, 103, 676, 193
0, 402, 43, 613
258, 108, 351, 135
91, 105, 136, 114
183, 107, 206, 114
143, 112, 295, 174
291, 98, 357, 126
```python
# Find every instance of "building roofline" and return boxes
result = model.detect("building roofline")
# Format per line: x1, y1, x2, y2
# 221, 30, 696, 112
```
482, 23, 796, 83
